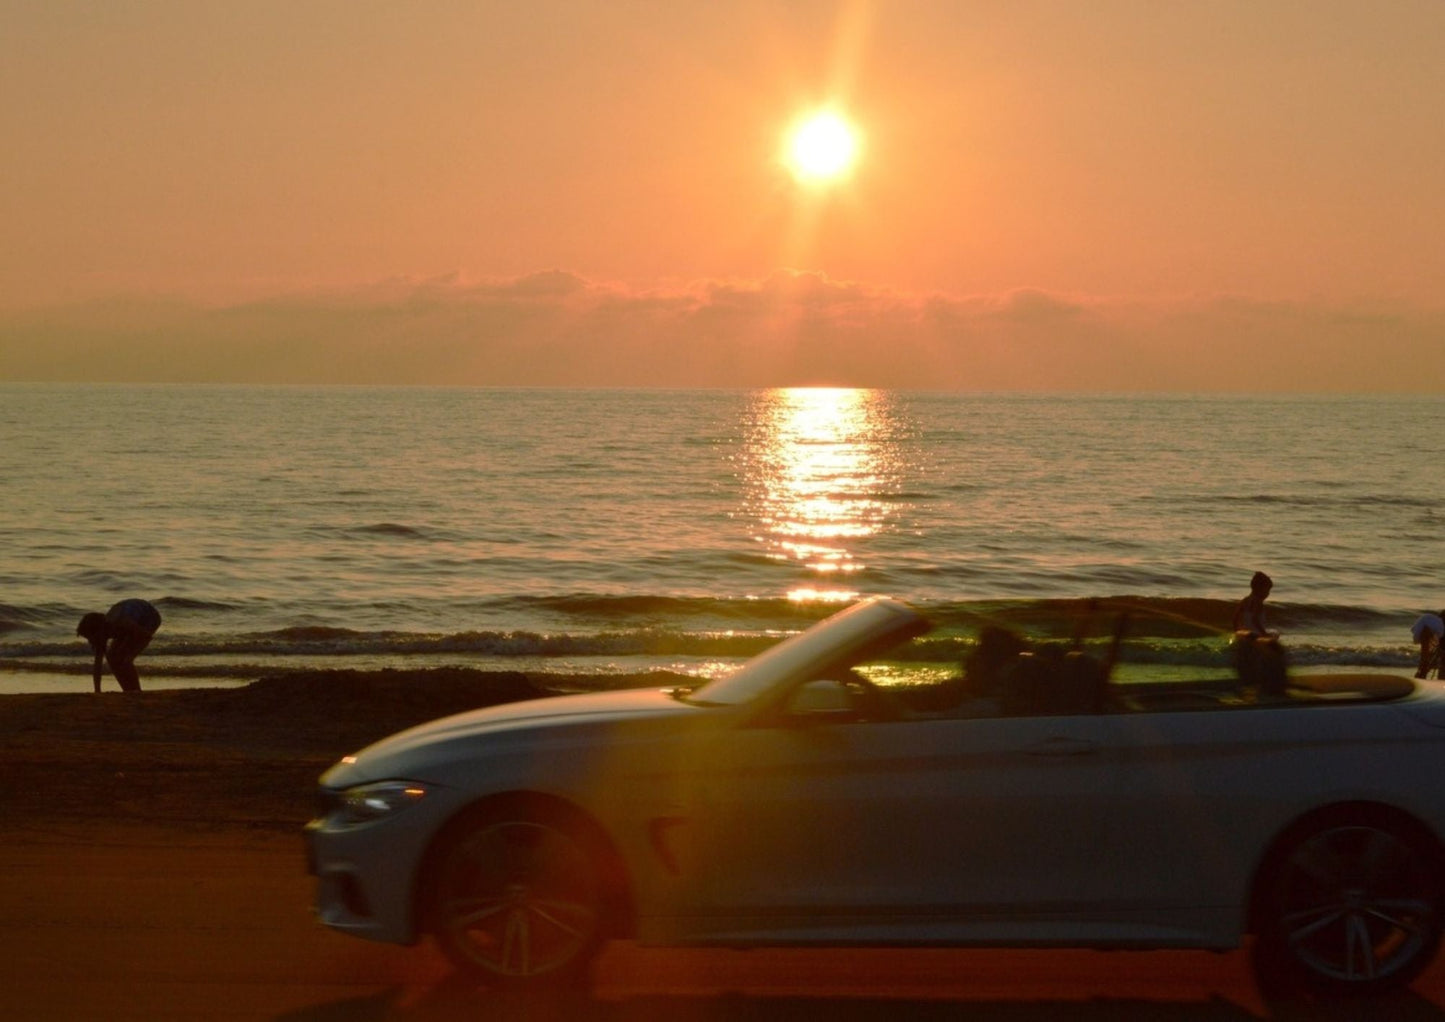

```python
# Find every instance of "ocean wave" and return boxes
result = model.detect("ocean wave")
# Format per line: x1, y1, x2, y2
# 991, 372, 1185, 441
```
918, 596, 1404, 639
262, 626, 366, 641
0, 628, 777, 661
156, 596, 240, 611
68, 570, 129, 587
509, 593, 820, 622
1170, 493, 1435, 510
348, 522, 434, 540
0, 624, 1421, 673
0, 603, 51, 633
497, 593, 1234, 637
0, 592, 1418, 649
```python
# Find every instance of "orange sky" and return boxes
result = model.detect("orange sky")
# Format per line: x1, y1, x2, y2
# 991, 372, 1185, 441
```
3, 1, 1443, 390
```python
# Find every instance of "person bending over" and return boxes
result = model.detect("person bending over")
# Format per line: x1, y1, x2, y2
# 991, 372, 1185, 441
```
77, 598, 162, 693
1412, 609, 1445, 680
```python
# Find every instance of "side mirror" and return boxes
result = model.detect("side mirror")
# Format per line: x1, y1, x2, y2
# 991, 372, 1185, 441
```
787, 679, 857, 720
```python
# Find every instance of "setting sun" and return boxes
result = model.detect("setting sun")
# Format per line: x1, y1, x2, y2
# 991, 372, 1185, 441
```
785, 111, 860, 183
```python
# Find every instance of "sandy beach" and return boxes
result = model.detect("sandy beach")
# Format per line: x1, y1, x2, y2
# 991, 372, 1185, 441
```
8, 670, 1445, 1021
0, 669, 709, 831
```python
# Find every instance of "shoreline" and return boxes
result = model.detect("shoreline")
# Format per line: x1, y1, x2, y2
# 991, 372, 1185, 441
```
0, 661, 702, 696
0, 670, 251, 695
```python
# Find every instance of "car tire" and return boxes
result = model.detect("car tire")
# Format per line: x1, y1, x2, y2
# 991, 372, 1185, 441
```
427, 805, 610, 989
1252, 811, 1444, 998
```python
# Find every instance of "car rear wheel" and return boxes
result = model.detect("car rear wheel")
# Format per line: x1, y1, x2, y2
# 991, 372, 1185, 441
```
1253, 815, 1443, 997
429, 809, 608, 988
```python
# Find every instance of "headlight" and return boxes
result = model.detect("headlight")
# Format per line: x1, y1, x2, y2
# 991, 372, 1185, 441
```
330, 781, 430, 827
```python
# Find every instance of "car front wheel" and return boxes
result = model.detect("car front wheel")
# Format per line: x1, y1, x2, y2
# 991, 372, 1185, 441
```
1253, 815, 1444, 997
429, 808, 609, 988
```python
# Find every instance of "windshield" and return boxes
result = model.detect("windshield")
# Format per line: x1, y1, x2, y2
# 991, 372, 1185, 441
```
688, 598, 929, 706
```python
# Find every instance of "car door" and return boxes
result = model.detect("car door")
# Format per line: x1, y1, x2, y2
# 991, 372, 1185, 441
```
684, 701, 1125, 933
1087, 707, 1264, 922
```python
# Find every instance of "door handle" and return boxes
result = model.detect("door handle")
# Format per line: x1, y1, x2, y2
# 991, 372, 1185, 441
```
1026, 736, 1098, 757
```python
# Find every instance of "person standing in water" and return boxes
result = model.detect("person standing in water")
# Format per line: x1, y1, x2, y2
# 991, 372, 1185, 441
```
77, 598, 162, 693
1232, 572, 1285, 694
1232, 571, 1275, 638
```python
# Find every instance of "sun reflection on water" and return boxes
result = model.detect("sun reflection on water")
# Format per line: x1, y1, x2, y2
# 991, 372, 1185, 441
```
741, 388, 910, 603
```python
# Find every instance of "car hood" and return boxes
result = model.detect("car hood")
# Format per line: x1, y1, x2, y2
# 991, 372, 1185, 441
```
322, 686, 704, 787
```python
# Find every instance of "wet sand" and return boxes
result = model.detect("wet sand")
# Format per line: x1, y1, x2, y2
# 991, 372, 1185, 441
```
5, 670, 1445, 1021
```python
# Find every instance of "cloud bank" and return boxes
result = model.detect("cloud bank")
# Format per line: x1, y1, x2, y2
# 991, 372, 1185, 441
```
3, 271, 1441, 392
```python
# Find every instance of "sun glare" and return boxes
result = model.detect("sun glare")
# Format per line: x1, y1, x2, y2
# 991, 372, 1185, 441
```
742, 388, 908, 605
785, 111, 860, 184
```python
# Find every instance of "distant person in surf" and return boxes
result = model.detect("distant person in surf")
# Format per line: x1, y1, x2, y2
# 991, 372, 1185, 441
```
77, 598, 162, 693
1411, 610, 1445, 679
1232, 571, 1275, 639
1231, 572, 1285, 694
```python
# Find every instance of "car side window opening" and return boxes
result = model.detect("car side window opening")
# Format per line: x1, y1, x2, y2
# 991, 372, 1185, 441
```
830, 634, 1114, 723
841, 629, 1415, 722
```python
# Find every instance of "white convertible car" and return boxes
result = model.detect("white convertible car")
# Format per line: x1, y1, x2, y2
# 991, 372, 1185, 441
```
306, 598, 1445, 996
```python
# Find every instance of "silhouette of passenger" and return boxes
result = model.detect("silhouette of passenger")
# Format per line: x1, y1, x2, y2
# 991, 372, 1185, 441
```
957, 625, 1030, 715
906, 625, 1026, 715
966, 627, 1028, 691
77, 599, 162, 693
1412, 609, 1445, 679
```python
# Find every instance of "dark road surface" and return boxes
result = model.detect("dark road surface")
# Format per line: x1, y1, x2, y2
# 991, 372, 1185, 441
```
5, 826, 1445, 1021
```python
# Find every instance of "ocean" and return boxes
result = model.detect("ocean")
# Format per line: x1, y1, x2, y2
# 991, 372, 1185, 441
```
2, 384, 1442, 693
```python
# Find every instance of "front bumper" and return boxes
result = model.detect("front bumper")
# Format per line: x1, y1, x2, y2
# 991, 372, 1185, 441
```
304, 785, 465, 946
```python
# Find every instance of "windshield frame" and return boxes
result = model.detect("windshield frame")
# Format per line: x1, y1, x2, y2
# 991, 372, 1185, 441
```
687, 598, 930, 707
